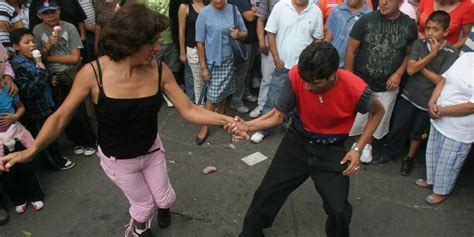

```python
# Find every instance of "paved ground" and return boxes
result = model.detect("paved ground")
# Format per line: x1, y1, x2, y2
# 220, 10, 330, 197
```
0, 104, 473, 237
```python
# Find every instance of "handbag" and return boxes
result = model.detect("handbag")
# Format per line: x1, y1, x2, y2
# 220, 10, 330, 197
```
230, 5, 248, 65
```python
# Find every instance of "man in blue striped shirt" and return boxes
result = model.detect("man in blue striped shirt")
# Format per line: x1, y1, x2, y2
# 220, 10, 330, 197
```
324, 0, 371, 68
0, 1, 25, 55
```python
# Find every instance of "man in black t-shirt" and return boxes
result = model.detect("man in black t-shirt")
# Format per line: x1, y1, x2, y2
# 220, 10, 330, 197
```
344, 0, 417, 164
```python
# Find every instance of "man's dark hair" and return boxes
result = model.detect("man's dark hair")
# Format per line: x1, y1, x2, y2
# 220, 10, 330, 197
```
427, 10, 450, 30
298, 42, 339, 83
10, 28, 34, 46
100, 3, 169, 61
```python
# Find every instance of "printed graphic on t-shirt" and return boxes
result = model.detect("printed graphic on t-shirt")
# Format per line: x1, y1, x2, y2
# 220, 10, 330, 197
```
364, 22, 409, 78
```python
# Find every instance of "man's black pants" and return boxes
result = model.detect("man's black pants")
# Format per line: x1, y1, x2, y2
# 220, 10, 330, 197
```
240, 127, 352, 237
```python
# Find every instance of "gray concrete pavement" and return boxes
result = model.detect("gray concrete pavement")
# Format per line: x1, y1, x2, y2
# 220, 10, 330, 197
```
0, 105, 473, 237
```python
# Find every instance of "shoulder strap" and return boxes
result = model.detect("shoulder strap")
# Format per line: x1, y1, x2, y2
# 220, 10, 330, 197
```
232, 4, 238, 28
157, 60, 163, 94
89, 60, 102, 88
96, 58, 104, 87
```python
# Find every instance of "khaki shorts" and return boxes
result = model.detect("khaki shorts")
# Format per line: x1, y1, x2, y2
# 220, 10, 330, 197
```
349, 89, 399, 139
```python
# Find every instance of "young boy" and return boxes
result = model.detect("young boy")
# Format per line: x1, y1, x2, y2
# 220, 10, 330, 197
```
0, 44, 45, 214
33, 0, 97, 156
379, 11, 459, 176
10, 28, 74, 170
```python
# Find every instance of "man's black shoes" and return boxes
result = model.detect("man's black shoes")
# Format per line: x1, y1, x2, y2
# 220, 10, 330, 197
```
400, 157, 413, 176
372, 156, 391, 165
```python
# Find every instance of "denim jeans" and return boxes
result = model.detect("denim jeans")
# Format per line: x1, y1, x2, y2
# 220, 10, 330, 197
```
257, 67, 290, 136
260, 67, 290, 115
257, 50, 274, 107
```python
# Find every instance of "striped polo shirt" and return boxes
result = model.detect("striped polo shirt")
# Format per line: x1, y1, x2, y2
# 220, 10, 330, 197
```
78, 0, 96, 25
0, 2, 25, 53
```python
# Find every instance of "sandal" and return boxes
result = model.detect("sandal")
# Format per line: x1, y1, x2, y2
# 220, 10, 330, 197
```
425, 194, 447, 205
415, 179, 431, 189
73, 146, 85, 155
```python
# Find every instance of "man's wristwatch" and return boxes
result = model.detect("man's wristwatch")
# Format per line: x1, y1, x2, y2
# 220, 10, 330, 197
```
352, 146, 362, 154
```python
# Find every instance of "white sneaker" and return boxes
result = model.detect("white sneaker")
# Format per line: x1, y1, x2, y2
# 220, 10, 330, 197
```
231, 103, 249, 113
360, 144, 373, 163
249, 105, 262, 118
83, 147, 96, 156
124, 217, 152, 237
73, 146, 84, 155
31, 201, 44, 211
15, 203, 27, 214
58, 157, 75, 171
244, 94, 258, 102
251, 132, 265, 144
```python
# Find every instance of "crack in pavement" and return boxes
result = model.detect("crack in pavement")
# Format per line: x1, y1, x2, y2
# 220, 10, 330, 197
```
171, 212, 212, 224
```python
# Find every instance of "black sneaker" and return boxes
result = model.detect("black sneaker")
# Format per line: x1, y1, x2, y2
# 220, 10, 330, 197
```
372, 156, 391, 165
58, 157, 75, 171
157, 208, 171, 229
400, 157, 413, 176
134, 228, 153, 237
124, 218, 153, 237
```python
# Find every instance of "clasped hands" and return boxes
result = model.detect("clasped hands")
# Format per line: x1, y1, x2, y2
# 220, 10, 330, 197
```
224, 116, 250, 140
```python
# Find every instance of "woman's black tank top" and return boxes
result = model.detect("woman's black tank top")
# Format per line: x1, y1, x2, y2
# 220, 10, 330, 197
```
90, 59, 163, 159
185, 3, 199, 48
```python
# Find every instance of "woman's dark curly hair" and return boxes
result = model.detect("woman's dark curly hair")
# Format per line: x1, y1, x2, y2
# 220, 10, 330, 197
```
99, 3, 169, 61
298, 42, 339, 82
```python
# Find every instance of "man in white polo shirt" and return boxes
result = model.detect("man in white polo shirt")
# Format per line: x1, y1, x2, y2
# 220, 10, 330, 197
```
250, 0, 324, 143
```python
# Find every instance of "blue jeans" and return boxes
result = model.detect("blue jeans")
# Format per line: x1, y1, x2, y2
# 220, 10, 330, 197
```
258, 68, 290, 136
184, 61, 195, 102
